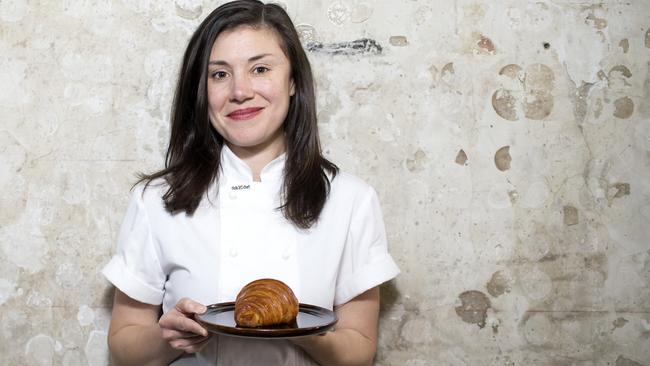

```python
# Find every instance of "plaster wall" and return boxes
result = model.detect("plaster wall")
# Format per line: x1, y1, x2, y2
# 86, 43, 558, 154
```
1, 0, 649, 365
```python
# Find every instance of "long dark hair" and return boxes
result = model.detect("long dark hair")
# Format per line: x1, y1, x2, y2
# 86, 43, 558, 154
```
139, 0, 337, 229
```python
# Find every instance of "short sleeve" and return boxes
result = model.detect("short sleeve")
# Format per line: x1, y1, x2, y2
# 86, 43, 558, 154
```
334, 186, 400, 306
102, 186, 166, 305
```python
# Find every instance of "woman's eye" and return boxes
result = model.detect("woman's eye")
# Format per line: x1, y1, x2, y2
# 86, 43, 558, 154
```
212, 71, 228, 80
253, 66, 269, 74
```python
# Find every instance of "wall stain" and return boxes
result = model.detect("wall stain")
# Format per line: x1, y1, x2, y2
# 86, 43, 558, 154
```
494, 146, 511, 171
441, 62, 454, 78
455, 290, 491, 328
306, 38, 382, 55
406, 149, 427, 172
573, 81, 594, 123
476, 33, 495, 54
414, 5, 433, 25
613, 183, 630, 198
327, 1, 351, 26
175, 2, 202, 19
508, 190, 519, 204
613, 96, 634, 119
605, 182, 631, 206
296, 24, 318, 44
597, 69, 608, 81
611, 317, 628, 331
563, 205, 579, 226
499, 64, 523, 79
615, 356, 644, 366
645, 28, 650, 48
455, 149, 468, 165
525, 89, 554, 120
585, 13, 607, 30
524, 64, 554, 120
526, 63, 555, 90
428, 64, 438, 87
486, 271, 511, 297
609, 65, 633, 81
538, 253, 565, 262
594, 97, 604, 118
350, 2, 372, 23
493, 63, 554, 121
640, 62, 650, 117
619, 39, 629, 53
389, 36, 408, 47
492, 89, 518, 121
439, 62, 456, 89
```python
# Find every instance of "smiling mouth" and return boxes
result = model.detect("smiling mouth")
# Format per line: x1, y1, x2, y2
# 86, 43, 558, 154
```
227, 107, 264, 121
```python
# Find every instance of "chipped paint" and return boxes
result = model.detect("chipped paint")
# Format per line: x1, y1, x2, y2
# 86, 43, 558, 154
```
306, 38, 382, 55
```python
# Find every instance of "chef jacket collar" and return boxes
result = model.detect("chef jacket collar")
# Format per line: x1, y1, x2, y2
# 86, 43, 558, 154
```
220, 144, 286, 183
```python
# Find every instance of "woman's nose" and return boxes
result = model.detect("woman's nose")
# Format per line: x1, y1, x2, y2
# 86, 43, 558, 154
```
230, 73, 254, 102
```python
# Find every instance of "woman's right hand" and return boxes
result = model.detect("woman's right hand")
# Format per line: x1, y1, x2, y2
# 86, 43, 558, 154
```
159, 297, 212, 354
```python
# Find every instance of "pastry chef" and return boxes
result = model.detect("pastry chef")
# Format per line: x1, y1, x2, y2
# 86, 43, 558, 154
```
102, 1, 400, 365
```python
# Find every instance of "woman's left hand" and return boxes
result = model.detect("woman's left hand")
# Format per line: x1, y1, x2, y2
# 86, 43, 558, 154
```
290, 287, 380, 366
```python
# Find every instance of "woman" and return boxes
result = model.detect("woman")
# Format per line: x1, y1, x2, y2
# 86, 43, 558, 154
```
103, 1, 400, 365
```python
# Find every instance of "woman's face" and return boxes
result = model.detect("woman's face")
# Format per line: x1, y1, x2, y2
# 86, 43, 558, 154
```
207, 26, 295, 155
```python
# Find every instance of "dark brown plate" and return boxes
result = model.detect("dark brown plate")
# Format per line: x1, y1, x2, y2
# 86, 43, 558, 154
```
195, 302, 337, 339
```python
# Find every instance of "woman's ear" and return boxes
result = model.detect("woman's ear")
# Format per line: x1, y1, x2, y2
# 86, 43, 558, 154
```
290, 78, 296, 96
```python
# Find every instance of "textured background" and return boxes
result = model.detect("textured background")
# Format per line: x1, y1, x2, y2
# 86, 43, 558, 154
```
1, 0, 649, 365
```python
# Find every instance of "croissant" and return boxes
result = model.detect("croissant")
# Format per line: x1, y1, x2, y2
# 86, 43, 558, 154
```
234, 278, 299, 328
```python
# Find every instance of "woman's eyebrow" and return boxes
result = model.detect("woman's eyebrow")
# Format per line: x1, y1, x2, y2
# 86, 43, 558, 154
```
208, 53, 274, 66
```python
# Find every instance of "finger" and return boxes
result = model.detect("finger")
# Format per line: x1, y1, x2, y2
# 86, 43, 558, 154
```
159, 313, 208, 337
176, 298, 207, 315
170, 335, 211, 350
161, 329, 204, 341
175, 315, 208, 336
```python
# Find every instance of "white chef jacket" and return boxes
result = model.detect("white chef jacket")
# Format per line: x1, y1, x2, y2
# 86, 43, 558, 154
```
102, 145, 400, 365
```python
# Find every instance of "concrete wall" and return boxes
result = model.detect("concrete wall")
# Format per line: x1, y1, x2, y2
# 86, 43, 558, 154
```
1, 0, 649, 365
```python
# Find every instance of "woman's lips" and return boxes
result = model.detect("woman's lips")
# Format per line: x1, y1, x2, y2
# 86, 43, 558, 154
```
227, 107, 263, 121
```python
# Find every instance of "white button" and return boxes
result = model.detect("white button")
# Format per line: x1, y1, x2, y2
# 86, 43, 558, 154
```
282, 251, 291, 260
228, 191, 237, 200
229, 247, 238, 257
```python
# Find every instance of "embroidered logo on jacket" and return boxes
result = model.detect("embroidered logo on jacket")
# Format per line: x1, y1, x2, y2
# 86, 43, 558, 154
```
231, 185, 250, 190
